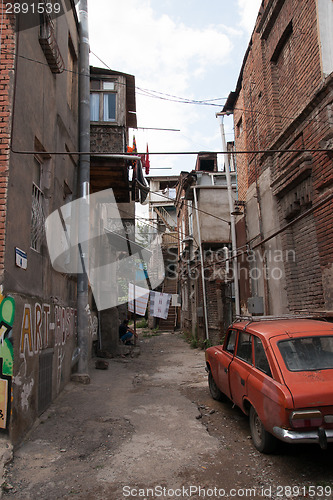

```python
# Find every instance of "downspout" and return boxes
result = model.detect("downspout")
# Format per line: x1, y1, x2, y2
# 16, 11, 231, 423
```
75, 0, 90, 382
216, 114, 241, 317
193, 187, 209, 340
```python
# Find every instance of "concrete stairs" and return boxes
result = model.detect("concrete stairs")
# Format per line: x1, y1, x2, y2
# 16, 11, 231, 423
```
158, 277, 177, 331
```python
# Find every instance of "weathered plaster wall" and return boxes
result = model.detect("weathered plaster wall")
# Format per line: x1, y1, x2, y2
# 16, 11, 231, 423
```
3, 6, 81, 444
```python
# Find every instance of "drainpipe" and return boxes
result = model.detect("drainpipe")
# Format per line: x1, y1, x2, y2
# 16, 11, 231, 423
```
193, 187, 209, 340
216, 114, 240, 317
75, 0, 90, 382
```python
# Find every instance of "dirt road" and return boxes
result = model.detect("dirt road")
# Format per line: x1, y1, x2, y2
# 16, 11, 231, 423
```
3, 332, 333, 499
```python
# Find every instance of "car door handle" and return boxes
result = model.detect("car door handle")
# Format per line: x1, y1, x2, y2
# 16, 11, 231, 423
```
224, 368, 228, 373
241, 378, 245, 386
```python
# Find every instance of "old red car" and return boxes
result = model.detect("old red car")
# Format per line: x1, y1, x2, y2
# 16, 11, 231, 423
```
205, 318, 333, 453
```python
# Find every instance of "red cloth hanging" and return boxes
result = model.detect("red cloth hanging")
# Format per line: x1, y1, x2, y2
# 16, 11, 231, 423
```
145, 143, 150, 175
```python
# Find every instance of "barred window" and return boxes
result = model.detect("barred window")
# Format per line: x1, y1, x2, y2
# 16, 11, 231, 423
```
31, 183, 45, 253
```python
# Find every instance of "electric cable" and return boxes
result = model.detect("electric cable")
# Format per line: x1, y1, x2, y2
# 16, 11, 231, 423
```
1, 44, 331, 126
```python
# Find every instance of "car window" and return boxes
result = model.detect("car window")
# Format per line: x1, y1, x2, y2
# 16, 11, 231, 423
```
225, 330, 237, 354
278, 335, 333, 372
236, 332, 252, 364
253, 336, 272, 377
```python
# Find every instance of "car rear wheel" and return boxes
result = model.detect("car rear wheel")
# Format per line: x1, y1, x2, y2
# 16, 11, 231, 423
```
249, 407, 277, 454
208, 371, 224, 401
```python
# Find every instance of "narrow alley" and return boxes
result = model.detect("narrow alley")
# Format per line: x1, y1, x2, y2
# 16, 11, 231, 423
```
2, 332, 333, 500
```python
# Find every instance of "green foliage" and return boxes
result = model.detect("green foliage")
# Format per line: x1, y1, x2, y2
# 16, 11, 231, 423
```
202, 338, 213, 349
136, 318, 148, 328
190, 337, 198, 349
142, 327, 161, 338
135, 222, 150, 248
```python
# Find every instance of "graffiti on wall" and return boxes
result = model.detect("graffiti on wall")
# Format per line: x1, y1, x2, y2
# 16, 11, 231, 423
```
20, 304, 77, 357
20, 303, 77, 395
0, 293, 15, 429
20, 303, 50, 356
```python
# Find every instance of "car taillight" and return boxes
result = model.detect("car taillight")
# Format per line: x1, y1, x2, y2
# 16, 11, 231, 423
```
290, 410, 323, 429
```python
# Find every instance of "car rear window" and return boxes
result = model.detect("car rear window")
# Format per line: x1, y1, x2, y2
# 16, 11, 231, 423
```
278, 336, 333, 372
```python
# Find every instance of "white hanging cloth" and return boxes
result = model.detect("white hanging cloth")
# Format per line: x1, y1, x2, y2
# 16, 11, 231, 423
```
149, 291, 172, 320
128, 283, 149, 316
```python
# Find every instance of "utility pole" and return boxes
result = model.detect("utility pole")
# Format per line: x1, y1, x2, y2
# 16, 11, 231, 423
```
74, 0, 91, 383
193, 187, 209, 340
216, 113, 241, 317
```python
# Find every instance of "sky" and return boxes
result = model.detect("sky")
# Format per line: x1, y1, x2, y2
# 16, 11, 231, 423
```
87, 0, 262, 178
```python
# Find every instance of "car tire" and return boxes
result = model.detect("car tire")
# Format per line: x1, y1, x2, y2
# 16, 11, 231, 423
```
249, 406, 277, 454
208, 371, 224, 401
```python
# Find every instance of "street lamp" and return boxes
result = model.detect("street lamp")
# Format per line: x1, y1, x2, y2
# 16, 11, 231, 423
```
231, 200, 245, 216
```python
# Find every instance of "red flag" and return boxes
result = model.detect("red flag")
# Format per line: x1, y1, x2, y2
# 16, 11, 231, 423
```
132, 136, 137, 153
145, 143, 150, 175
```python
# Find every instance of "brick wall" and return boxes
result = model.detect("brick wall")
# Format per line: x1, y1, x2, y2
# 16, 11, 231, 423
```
232, 0, 333, 314
0, 6, 15, 277
234, 0, 325, 191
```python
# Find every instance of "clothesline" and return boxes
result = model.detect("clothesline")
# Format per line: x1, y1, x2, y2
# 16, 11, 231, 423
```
128, 284, 176, 320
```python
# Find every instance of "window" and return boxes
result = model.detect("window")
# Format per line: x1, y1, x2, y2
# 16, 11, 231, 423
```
103, 93, 116, 121
270, 21, 293, 63
254, 336, 272, 377
278, 336, 333, 372
90, 93, 99, 121
90, 80, 117, 122
236, 332, 252, 364
225, 330, 237, 354
67, 35, 78, 112
236, 117, 243, 137
31, 158, 45, 252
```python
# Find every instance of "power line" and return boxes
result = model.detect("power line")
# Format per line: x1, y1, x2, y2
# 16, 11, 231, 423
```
116, 206, 183, 245
135, 87, 225, 107
2, 46, 331, 129
148, 189, 231, 225
89, 49, 227, 107
10, 148, 332, 155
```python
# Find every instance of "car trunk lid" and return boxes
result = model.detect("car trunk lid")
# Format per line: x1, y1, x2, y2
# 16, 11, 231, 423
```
283, 370, 333, 408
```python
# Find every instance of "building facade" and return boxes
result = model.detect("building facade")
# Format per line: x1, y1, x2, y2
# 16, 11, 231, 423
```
0, 7, 141, 444
0, 2, 80, 444
224, 0, 333, 317
147, 176, 178, 330
176, 154, 237, 345
89, 67, 148, 354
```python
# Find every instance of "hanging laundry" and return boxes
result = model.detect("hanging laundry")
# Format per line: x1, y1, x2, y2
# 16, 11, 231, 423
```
145, 143, 150, 175
149, 291, 172, 320
171, 294, 181, 307
132, 135, 137, 153
128, 283, 149, 316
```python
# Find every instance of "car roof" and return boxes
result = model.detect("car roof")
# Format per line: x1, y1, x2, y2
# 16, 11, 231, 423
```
231, 319, 333, 340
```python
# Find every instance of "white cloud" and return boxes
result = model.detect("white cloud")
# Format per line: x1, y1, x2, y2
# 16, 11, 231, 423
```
88, 0, 232, 88
88, 0, 235, 174
237, 0, 262, 34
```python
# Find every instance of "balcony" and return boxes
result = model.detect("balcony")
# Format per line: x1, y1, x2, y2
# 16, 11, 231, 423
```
39, 16, 64, 74
162, 231, 178, 248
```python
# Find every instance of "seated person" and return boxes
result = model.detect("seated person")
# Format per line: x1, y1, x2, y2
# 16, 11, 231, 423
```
119, 319, 137, 345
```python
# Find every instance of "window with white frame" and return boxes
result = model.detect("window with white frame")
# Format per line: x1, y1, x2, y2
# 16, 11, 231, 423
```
90, 80, 117, 122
